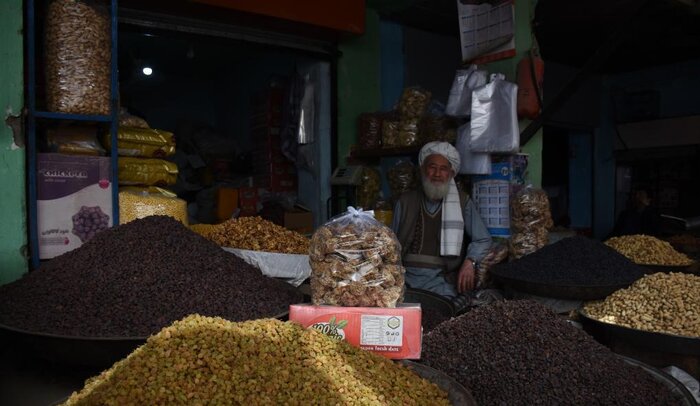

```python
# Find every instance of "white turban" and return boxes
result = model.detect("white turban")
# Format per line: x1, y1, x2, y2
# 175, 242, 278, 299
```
419, 141, 461, 174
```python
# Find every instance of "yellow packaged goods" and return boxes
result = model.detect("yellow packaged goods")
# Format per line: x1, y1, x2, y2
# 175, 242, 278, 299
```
117, 157, 178, 187
104, 127, 175, 158
60, 315, 450, 406
583, 272, 700, 337
605, 234, 693, 266
119, 187, 188, 225
204, 216, 309, 254
46, 126, 105, 156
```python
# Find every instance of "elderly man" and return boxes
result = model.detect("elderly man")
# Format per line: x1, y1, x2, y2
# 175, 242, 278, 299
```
391, 141, 492, 306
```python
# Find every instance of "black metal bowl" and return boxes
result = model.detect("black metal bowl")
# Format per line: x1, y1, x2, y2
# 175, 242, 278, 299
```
619, 355, 697, 405
489, 270, 632, 301
0, 310, 290, 368
578, 309, 700, 356
400, 360, 477, 406
639, 262, 696, 274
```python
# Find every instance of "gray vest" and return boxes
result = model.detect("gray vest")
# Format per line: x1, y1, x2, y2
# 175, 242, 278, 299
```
396, 189, 469, 274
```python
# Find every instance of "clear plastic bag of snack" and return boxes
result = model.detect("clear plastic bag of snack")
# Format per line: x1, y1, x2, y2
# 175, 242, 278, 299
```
355, 166, 381, 210
477, 240, 509, 288
510, 186, 554, 233
119, 108, 150, 129
387, 160, 418, 202
309, 207, 405, 307
419, 114, 459, 144
382, 115, 400, 148
398, 118, 420, 146
398, 87, 432, 118
357, 112, 383, 149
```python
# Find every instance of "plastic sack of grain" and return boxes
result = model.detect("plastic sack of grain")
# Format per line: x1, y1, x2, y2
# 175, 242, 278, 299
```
309, 207, 405, 307
104, 127, 176, 158
119, 187, 188, 225
117, 157, 178, 187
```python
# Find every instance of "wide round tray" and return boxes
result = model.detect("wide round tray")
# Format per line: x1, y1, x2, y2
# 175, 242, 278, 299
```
619, 355, 697, 405
640, 262, 696, 274
0, 310, 290, 368
578, 309, 700, 356
489, 269, 631, 300
400, 360, 476, 406
404, 288, 456, 318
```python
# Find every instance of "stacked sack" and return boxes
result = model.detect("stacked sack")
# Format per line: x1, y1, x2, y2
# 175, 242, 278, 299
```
111, 112, 186, 225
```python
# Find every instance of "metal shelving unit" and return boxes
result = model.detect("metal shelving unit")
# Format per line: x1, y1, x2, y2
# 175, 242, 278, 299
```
26, 0, 119, 270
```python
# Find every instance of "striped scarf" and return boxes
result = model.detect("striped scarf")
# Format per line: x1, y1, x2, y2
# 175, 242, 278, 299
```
440, 178, 464, 256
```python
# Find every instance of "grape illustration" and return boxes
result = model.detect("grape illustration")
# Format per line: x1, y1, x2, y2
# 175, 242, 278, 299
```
72, 206, 110, 243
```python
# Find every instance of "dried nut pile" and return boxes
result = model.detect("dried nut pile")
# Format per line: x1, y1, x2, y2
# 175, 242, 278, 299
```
605, 234, 694, 266
204, 216, 309, 254
509, 187, 554, 258
189, 223, 217, 238
583, 272, 700, 337
119, 190, 188, 225
421, 300, 679, 405
62, 315, 450, 406
46, 0, 111, 115
310, 213, 405, 307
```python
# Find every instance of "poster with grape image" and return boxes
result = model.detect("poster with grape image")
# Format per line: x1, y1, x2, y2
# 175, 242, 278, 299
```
72, 206, 110, 243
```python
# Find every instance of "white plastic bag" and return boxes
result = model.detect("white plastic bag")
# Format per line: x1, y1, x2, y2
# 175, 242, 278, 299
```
456, 123, 491, 174
662, 366, 700, 403
470, 73, 519, 153
222, 247, 311, 287
445, 65, 488, 117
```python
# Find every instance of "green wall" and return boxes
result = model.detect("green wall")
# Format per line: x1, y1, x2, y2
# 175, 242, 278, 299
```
0, 0, 28, 284
484, 0, 542, 187
337, 10, 382, 165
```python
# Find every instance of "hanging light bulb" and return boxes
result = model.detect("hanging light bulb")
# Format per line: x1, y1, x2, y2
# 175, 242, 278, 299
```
142, 66, 153, 76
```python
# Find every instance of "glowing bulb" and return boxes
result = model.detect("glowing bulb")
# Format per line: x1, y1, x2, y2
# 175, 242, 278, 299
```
142, 67, 153, 76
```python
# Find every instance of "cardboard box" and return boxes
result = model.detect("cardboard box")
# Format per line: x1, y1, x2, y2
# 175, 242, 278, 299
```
238, 186, 259, 216
284, 207, 313, 234
216, 187, 238, 222
37, 153, 113, 259
289, 304, 422, 360
472, 154, 528, 237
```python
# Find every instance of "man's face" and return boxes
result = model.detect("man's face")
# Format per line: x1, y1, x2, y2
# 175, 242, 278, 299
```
421, 154, 454, 201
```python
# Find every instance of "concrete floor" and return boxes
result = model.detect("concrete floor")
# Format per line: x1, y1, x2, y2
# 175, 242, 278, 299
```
0, 335, 102, 406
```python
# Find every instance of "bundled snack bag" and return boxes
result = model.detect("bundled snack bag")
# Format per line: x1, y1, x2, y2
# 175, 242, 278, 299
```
309, 207, 405, 307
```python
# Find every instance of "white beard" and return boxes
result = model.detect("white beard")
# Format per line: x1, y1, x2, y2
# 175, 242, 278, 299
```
421, 175, 450, 201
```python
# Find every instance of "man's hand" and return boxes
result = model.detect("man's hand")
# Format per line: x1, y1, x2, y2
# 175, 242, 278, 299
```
457, 259, 476, 293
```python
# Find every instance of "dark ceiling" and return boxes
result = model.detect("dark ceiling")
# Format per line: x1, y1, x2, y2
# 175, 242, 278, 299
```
371, 0, 700, 73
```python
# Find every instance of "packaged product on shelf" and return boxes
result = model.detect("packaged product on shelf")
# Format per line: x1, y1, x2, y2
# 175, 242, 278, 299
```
387, 160, 418, 202
397, 117, 420, 146
309, 207, 405, 307
418, 114, 458, 144
397, 87, 432, 118
119, 187, 188, 225
118, 108, 150, 129
46, 125, 106, 156
357, 112, 383, 149
355, 166, 381, 210
381, 114, 401, 148
45, 0, 111, 115
117, 157, 178, 187
103, 127, 176, 158
36, 153, 113, 259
